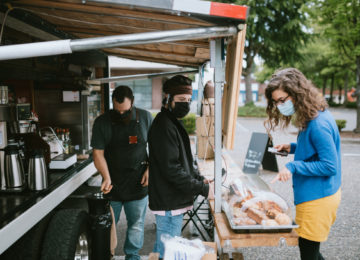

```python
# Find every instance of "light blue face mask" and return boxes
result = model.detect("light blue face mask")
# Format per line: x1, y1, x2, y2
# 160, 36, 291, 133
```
277, 99, 295, 116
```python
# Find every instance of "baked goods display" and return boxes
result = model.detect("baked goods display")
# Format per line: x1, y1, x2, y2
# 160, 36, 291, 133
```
223, 177, 294, 228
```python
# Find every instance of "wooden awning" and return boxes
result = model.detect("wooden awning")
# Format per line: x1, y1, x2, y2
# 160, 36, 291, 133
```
2, 0, 247, 67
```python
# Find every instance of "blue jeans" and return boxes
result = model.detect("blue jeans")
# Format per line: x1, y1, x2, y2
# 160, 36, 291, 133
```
153, 211, 184, 259
110, 196, 148, 260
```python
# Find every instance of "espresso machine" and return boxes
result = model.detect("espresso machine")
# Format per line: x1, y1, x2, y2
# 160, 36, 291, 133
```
0, 104, 12, 190
0, 104, 30, 191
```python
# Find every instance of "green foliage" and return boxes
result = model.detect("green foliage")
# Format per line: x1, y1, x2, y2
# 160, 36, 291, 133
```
212, 0, 309, 71
345, 102, 357, 109
311, 1, 360, 89
312, 0, 360, 129
314, 0, 360, 60
335, 120, 346, 132
254, 65, 273, 84
238, 103, 267, 118
181, 113, 196, 134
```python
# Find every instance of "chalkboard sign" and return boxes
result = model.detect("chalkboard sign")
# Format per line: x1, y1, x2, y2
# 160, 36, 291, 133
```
242, 132, 278, 174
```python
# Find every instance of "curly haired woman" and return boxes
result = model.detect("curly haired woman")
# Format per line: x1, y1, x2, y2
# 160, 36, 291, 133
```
265, 68, 341, 260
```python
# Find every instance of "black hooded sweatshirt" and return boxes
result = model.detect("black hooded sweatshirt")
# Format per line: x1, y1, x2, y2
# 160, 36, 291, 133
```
148, 107, 209, 211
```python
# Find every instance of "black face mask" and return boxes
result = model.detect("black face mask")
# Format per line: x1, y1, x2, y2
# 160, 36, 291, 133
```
111, 108, 131, 122
171, 102, 190, 118
118, 109, 131, 119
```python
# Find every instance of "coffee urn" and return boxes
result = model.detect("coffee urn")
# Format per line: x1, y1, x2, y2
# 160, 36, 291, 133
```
4, 139, 25, 190
28, 149, 48, 191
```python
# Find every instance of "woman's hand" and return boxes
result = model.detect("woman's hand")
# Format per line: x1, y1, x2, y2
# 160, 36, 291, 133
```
274, 143, 291, 153
271, 167, 292, 183
101, 177, 113, 194
207, 182, 215, 200
204, 178, 214, 184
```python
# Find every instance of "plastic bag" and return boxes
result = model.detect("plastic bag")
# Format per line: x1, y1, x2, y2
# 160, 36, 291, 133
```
162, 235, 213, 260
225, 176, 292, 227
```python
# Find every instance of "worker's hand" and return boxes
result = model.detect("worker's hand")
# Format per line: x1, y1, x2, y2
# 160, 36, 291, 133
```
207, 182, 215, 200
101, 178, 113, 194
271, 167, 292, 184
274, 143, 291, 153
141, 167, 149, 187
204, 178, 214, 184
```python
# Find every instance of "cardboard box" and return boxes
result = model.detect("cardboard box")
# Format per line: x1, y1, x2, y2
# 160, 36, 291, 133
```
196, 116, 215, 137
197, 136, 214, 159
202, 242, 217, 260
202, 103, 215, 116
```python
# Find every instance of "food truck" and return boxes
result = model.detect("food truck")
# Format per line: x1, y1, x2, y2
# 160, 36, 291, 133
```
0, 1, 249, 259
0, 1, 296, 259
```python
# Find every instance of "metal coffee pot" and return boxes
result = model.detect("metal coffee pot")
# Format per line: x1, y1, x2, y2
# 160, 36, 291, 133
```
4, 139, 25, 189
28, 150, 48, 191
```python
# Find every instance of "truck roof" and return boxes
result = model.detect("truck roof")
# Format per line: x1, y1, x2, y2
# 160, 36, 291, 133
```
3, 0, 248, 67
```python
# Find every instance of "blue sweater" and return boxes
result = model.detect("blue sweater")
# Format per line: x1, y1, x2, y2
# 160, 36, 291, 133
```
286, 110, 341, 205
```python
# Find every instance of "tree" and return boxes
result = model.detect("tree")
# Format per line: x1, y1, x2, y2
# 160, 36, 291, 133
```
213, 0, 309, 104
313, 0, 360, 131
295, 27, 334, 95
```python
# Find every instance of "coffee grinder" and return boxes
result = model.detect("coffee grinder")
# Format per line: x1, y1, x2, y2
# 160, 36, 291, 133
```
16, 103, 36, 133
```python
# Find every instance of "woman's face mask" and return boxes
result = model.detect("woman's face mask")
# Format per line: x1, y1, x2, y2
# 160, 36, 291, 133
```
277, 99, 295, 116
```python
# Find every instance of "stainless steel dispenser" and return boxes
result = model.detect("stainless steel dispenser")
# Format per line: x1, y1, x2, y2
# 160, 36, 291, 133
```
4, 139, 25, 190
28, 150, 48, 191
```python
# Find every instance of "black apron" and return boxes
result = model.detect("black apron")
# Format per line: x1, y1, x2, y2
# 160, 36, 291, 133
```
104, 109, 148, 201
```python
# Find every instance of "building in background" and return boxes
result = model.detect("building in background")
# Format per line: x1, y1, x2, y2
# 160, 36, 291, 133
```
239, 78, 262, 104
109, 56, 182, 110
109, 57, 215, 112
109, 58, 269, 110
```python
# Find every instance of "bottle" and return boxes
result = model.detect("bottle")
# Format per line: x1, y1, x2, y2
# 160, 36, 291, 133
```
66, 129, 71, 153
62, 129, 69, 154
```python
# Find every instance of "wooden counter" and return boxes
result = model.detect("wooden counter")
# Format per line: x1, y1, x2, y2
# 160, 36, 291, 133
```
209, 200, 298, 248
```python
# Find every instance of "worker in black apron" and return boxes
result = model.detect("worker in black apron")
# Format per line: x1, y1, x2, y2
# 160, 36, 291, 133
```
91, 86, 153, 260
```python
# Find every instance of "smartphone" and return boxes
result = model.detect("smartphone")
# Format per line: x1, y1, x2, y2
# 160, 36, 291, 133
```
268, 147, 288, 156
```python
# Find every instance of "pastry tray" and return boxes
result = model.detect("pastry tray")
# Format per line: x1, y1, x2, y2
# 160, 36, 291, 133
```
222, 201, 299, 233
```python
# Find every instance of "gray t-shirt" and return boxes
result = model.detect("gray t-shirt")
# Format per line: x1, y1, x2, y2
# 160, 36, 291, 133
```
91, 107, 153, 150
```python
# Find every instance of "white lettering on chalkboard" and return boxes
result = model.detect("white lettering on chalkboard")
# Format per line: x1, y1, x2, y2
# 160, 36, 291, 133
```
248, 149, 262, 160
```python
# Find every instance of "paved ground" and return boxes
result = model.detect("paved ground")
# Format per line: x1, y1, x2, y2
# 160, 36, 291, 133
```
328, 107, 357, 131
114, 108, 360, 259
